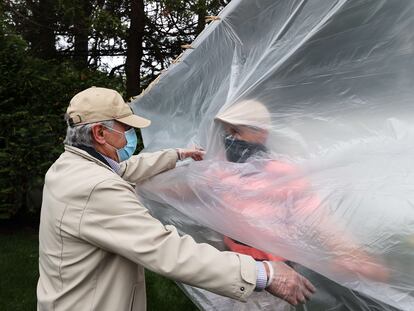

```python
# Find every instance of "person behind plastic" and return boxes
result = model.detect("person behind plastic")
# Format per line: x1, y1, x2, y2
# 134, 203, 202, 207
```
214, 99, 389, 281
36, 87, 316, 311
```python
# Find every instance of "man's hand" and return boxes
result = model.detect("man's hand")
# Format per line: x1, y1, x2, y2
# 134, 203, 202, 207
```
176, 147, 205, 161
265, 261, 316, 306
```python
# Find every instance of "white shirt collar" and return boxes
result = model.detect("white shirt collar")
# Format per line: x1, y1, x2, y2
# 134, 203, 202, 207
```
99, 152, 121, 174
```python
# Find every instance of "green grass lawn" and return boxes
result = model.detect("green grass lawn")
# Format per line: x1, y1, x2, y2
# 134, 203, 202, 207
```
0, 229, 197, 311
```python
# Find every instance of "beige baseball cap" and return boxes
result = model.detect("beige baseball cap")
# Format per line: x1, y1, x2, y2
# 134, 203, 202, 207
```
66, 87, 151, 128
215, 99, 271, 129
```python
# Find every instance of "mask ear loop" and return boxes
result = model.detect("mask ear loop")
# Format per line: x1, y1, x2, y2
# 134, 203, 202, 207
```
223, 134, 236, 150
100, 125, 126, 163
103, 126, 124, 136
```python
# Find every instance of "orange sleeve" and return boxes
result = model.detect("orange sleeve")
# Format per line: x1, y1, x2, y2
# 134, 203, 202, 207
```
223, 236, 285, 261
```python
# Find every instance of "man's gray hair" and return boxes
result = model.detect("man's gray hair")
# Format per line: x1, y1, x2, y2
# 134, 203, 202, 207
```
64, 116, 114, 147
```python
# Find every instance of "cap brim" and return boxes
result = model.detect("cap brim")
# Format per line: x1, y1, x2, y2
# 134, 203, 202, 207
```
117, 114, 151, 128
215, 115, 250, 127
215, 115, 270, 130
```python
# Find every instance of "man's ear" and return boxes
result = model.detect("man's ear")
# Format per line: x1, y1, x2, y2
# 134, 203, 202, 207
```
91, 124, 106, 145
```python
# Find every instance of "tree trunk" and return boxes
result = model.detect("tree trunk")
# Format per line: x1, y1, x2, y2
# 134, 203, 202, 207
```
30, 0, 57, 59
126, 0, 145, 98
196, 0, 207, 35
73, 1, 92, 69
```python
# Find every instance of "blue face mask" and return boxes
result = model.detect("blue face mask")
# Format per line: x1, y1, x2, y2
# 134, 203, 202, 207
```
106, 127, 138, 162
117, 128, 138, 162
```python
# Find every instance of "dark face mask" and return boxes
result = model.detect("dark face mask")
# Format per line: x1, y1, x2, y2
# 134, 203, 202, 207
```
224, 135, 267, 163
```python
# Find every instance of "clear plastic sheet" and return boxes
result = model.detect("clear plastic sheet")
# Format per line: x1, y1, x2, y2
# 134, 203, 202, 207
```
131, 0, 414, 310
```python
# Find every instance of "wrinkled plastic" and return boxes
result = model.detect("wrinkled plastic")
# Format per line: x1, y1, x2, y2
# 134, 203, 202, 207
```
132, 0, 414, 310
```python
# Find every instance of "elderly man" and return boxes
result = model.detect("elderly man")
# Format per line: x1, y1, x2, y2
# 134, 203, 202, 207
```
212, 99, 393, 310
37, 87, 315, 311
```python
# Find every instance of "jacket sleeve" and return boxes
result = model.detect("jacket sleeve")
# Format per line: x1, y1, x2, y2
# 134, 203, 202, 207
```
118, 149, 178, 184
79, 178, 257, 301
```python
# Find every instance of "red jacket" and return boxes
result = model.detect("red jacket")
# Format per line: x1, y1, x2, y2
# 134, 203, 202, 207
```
217, 160, 319, 261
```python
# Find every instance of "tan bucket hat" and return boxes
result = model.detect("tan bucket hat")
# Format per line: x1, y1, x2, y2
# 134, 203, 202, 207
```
66, 87, 151, 128
215, 99, 271, 129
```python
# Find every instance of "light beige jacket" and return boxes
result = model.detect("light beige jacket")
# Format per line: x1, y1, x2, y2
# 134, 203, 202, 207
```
37, 145, 256, 311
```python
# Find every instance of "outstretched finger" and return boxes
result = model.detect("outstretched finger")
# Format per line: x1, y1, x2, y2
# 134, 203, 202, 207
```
302, 287, 313, 301
287, 297, 299, 306
296, 292, 306, 304
303, 278, 316, 293
193, 151, 204, 160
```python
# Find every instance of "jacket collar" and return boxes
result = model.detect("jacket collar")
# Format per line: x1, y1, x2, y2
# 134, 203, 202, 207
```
74, 145, 111, 167
64, 145, 115, 173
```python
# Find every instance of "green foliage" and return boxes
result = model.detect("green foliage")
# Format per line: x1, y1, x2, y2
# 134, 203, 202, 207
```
93, 6, 128, 39
0, 20, 125, 219
0, 0, 231, 219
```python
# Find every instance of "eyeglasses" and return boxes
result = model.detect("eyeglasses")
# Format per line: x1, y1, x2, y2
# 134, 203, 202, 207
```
103, 124, 132, 135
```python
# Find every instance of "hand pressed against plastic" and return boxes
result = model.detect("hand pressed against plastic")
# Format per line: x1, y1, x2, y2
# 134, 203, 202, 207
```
266, 261, 316, 306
